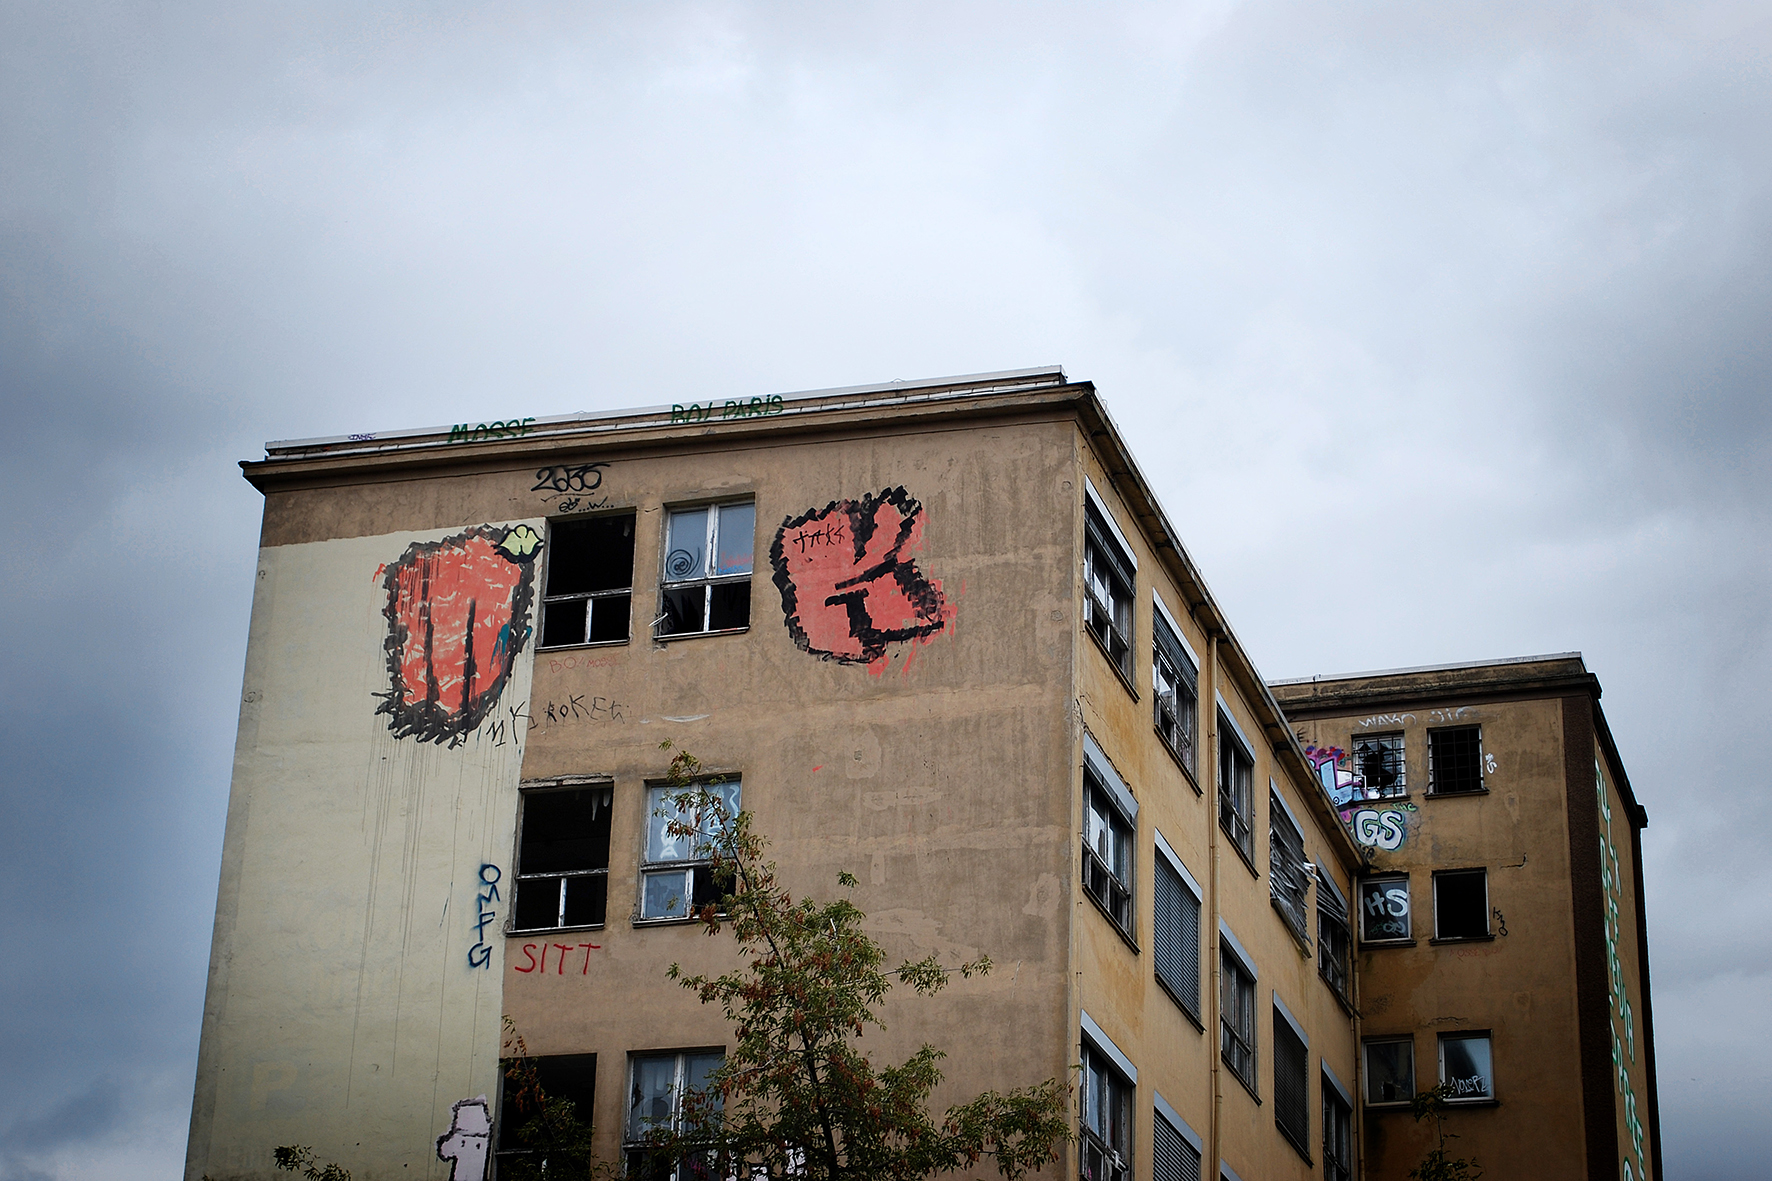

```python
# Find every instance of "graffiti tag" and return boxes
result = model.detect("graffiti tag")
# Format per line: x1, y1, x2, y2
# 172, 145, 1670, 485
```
769, 487, 955, 666
375, 525, 540, 746
1356, 712, 1415, 729
467, 864, 501, 969
1599, 765, 1649, 1180
532, 694, 627, 727
1347, 807, 1410, 851
513, 941, 602, 975
532, 463, 609, 494
670, 395, 785, 425
449, 418, 536, 444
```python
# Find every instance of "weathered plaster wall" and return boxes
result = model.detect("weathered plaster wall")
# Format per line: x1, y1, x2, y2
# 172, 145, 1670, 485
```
187, 522, 542, 1181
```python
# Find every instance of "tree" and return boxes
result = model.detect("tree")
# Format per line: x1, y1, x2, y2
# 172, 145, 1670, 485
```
1407, 1084, 1483, 1181
499, 1020, 613, 1181
635, 742, 1071, 1181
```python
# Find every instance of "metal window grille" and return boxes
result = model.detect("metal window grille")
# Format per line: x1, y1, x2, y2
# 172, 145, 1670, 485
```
1154, 856, 1201, 1021
540, 513, 636, 648
1220, 950, 1256, 1090
1084, 504, 1135, 677
1153, 1110, 1201, 1181
1428, 726, 1485, 794
1352, 732, 1405, 798
1273, 1009, 1310, 1157
1152, 612, 1198, 773
1218, 721, 1253, 860
514, 785, 613, 930
1268, 791, 1311, 949
1322, 1080, 1353, 1181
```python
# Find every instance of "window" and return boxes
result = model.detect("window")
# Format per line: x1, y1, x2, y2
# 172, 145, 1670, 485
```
1268, 790, 1311, 948
1153, 1106, 1203, 1181
1217, 715, 1254, 862
1363, 1038, 1415, 1106
639, 780, 740, 920
514, 784, 613, 930
1428, 726, 1485, 794
497, 1052, 596, 1171
1084, 498, 1136, 678
1433, 869, 1490, 940
1272, 1003, 1310, 1159
1322, 1073, 1353, 1181
540, 513, 636, 647
1152, 606, 1198, 774
1439, 1032, 1495, 1102
625, 1050, 724, 1180
1220, 943, 1257, 1092
659, 501, 755, 636
1080, 1040, 1132, 1181
1352, 732, 1405, 798
1083, 764, 1134, 934
1153, 846, 1202, 1023
1359, 875, 1411, 943
1317, 874, 1352, 1002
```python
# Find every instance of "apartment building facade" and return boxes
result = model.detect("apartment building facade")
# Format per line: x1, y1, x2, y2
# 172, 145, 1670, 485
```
1270, 656, 1660, 1181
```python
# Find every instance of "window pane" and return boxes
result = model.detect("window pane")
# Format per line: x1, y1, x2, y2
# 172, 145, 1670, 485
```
665, 508, 709, 582
708, 580, 750, 630
642, 869, 689, 919
713, 503, 754, 575
1354, 733, 1405, 798
513, 877, 562, 930
1360, 877, 1411, 941
546, 515, 636, 595
628, 1056, 678, 1139
587, 593, 631, 643
1442, 1035, 1493, 1100
541, 597, 589, 648
1435, 870, 1490, 939
1430, 726, 1484, 793
520, 788, 613, 874
645, 786, 691, 862
1365, 1040, 1414, 1104
563, 874, 608, 927
659, 585, 706, 635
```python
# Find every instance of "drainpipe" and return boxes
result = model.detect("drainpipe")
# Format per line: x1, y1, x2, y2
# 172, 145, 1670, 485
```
1205, 631, 1223, 1178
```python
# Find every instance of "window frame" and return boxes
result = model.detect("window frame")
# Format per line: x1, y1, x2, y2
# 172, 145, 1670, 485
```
1219, 927, 1258, 1096
1081, 736, 1137, 939
1151, 599, 1200, 781
1217, 708, 1256, 865
1316, 871, 1353, 1004
1351, 731, 1406, 799
1427, 725, 1486, 796
1079, 1024, 1135, 1181
623, 1048, 726, 1181
496, 1051, 597, 1170
636, 778, 741, 923
1272, 997, 1311, 1161
1152, 832, 1203, 1026
538, 511, 637, 649
1322, 1068, 1354, 1181
1083, 483, 1138, 683
1362, 1036, 1416, 1108
1432, 868, 1492, 941
1438, 1031, 1497, 1104
657, 499, 756, 639
1268, 787, 1312, 950
1358, 873, 1413, 945
512, 779, 614, 933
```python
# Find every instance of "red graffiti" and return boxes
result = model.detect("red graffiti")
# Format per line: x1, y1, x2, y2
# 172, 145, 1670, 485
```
512, 941, 601, 974
376, 525, 541, 745
769, 488, 954, 665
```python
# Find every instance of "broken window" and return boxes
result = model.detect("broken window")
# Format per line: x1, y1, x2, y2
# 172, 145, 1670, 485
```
1317, 873, 1352, 1002
624, 1050, 724, 1181
1359, 874, 1411, 943
1083, 766, 1134, 934
1153, 606, 1199, 775
1153, 847, 1202, 1023
659, 501, 754, 636
1220, 944, 1257, 1092
1323, 1072, 1353, 1181
1218, 714, 1255, 862
540, 513, 636, 648
496, 1052, 596, 1169
1269, 790, 1311, 949
513, 784, 613, 931
1428, 726, 1485, 794
1353, 732, 1405, 798
1080, 1039, 1133, 1181
1273, 1004, 1310, 1159
1433, 868, 1490, 940
1084, 498, 1136, 679
1363, 1037, 1415, 1106
639, 780, 740, 921
1439, 1032, 1495, 1102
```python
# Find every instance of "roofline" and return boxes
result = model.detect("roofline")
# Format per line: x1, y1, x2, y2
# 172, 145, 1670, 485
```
1268, 652, 1586, 686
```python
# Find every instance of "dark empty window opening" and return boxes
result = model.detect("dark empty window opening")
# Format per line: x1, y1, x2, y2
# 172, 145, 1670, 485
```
1434, 869, 1490, 940
1318, 880, 1352, 1002
659, 502, 754, 636
497, 1052, 596, 1167
540, 513, 636, 648
514, 784, 613, 931
1429, 726, 1485, 794
1364, 1038, 1415, 1106
1273, 1007, 1310, 1159
1353, 732, 1405, 798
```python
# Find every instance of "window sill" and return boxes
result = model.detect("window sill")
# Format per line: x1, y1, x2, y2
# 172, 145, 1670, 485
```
631, 914, 722, 928
654, 625, 750, 643
1157, 733, 1202, 794
1222, 824, 1260, 879
1155, 976, 1205, 1033
1441, 1097, 1500, 1108
1426, 787, 1489, 798
1083, 887, 1141, 954
1364, 1101, 1412, 1113
1277, 1123, 1313, 1166
1223, 1058, 1262, 1105
1429, 935, 1496, 945
508, 923, 606, 936
537, 638, 629, 653
1088, 627, 1139, 700
1346, 791, 1411, 804
1359, 938, 1416, 949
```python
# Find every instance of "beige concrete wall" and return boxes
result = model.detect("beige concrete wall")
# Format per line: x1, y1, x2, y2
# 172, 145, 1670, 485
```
188, 523, 543, 1181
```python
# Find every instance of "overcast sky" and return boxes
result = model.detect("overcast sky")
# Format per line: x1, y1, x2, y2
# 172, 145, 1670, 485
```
2, 3, 1766, 1178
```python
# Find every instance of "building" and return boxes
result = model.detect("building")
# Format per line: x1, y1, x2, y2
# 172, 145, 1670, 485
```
1270, 656, 1660, 1181
185, 367, 1654, 1181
